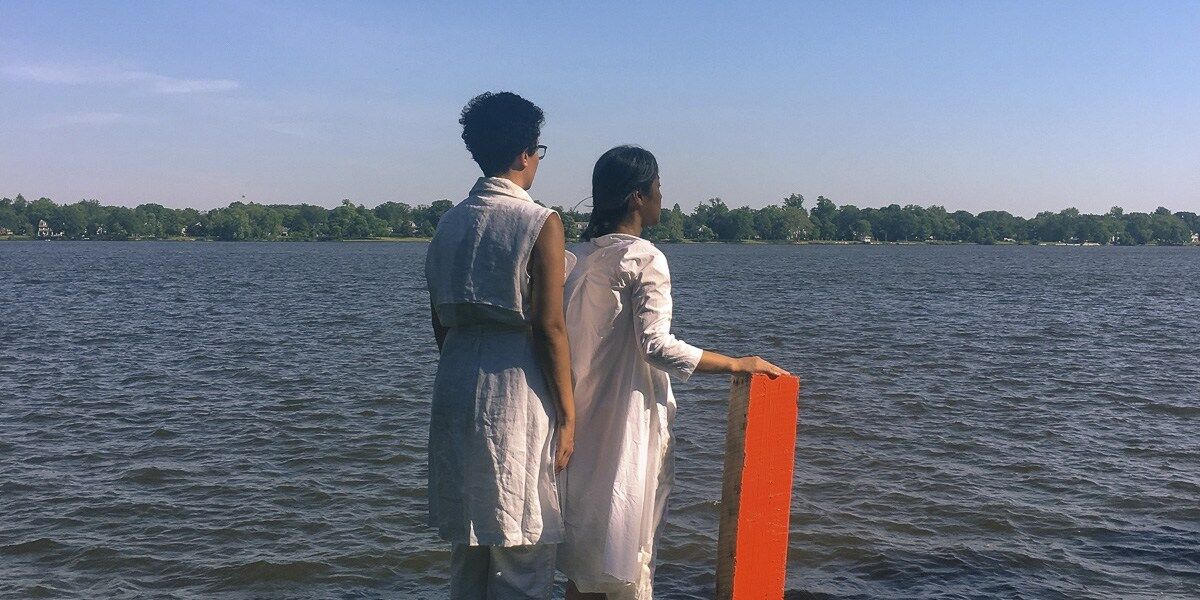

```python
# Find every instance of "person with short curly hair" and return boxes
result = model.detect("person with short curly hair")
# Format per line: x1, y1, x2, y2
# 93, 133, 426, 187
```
459, 91, 546, 176
425, 91, 575, 599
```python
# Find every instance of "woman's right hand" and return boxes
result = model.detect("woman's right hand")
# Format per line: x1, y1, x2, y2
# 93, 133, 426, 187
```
733, 356, 790, 379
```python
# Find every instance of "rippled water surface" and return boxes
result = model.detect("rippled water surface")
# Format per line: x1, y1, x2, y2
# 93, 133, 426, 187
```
2, 241, 1198, 599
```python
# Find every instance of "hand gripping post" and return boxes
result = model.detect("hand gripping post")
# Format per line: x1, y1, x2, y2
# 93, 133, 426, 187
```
716, 373, 801, 600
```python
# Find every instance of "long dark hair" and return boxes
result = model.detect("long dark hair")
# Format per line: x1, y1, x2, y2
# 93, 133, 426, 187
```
580, 145, 659, 241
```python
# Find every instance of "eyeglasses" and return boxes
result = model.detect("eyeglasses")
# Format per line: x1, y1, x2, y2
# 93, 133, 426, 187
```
534, 144, 547, 159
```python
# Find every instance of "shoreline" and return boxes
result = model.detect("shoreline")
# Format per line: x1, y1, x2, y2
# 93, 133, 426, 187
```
0, 235, 432, 243
2, 236, 1196, 247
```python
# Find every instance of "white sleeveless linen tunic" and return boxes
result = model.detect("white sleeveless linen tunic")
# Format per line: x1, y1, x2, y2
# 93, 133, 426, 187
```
425, 176, 567, 546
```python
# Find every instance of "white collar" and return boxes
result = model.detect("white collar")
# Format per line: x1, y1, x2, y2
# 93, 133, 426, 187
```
470, 176, 534, 204
592, 232, 642, 247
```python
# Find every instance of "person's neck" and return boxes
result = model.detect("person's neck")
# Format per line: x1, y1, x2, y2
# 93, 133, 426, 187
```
612, 214, 643, 238
496, 170, 532, 191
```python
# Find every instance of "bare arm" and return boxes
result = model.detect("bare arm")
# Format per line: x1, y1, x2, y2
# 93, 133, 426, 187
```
694, 351, 789, 378
528, 213, 575, 472
632, 250, 789, 380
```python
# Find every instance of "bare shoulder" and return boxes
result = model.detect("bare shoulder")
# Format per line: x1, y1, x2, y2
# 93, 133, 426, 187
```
533, 212, 564, 250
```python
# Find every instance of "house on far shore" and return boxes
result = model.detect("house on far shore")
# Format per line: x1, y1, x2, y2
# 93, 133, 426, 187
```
1192, 232, 1199, 244
37, 220, 52, 238
859, 234, 873, 244
0, 226, 11, 236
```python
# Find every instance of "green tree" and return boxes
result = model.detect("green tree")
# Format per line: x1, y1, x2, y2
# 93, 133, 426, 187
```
414, 199, 455, 236
924, 205, 957, 240
0, 200, 18, 233
899, 205, 932, 241
832, 205, 861, 240
209, 207, 253, 240
56, 203, 88, 238
1075, 214, 1117, 244
722, 207, 756, 241
781, 205, 814, 240
752, 205, 784, 240
374, 201, 414, 236
1151, 213, 1191, 245
135, 203, 179, 237
853, 219, 872, 240
106, 206, 139, 239
328, 200, 371, 239
976, 211, 1020, 242
810, 196, 837, 239
1028, 209, 1080, 243
247, 204, 285, 238
1121, 213, 1153, 245
873, 204, 903, 241
765, 194, 816, 241
950, 210, 978, 242
1174, 211, 1199, 239
661, 204, 686, 241
289, 204, 328, 238
690, 198, 729, 240
645, 204, 685, 242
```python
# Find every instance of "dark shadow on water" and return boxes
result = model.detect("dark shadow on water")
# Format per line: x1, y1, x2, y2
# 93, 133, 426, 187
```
785, 591, 857, 600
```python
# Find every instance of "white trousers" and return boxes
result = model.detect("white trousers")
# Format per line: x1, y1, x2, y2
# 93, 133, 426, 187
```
450, 543, 556, 600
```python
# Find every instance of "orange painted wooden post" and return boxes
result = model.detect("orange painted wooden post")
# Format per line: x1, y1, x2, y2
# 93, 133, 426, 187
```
716, 373, 801, 600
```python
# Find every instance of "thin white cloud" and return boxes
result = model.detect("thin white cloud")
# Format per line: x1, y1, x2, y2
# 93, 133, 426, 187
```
41, 111, 123, 128
132, 72, 240, 94
2, 62, 240, 94
2, 64, 95, 84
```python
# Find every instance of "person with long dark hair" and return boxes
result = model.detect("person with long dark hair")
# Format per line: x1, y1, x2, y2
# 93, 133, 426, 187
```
425, 92, 575, 599
558, 146, 788, 599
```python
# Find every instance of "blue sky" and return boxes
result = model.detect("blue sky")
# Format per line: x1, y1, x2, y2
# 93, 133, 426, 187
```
1, 0, 1197, 215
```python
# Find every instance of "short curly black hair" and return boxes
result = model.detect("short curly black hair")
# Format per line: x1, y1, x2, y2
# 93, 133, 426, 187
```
459, 92, 544, 176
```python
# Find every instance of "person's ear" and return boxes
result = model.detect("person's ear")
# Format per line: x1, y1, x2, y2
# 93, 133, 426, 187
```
630, 190, 645, 210
511, 152, 530, 172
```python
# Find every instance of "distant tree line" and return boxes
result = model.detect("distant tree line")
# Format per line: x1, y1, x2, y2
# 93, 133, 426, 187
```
0, 194, 453, 241
2, 193, 1197, 246
638, 195, 1199, 246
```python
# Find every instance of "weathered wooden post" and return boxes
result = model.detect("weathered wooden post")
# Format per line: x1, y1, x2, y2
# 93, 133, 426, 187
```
716, 373, 801, 600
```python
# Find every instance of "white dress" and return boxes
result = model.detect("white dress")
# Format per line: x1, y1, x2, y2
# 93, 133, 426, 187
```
558, 234, 703, 599
425, 176, 570, 547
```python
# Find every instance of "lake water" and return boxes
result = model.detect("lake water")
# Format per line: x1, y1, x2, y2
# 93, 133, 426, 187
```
1, 241, 1197, 599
